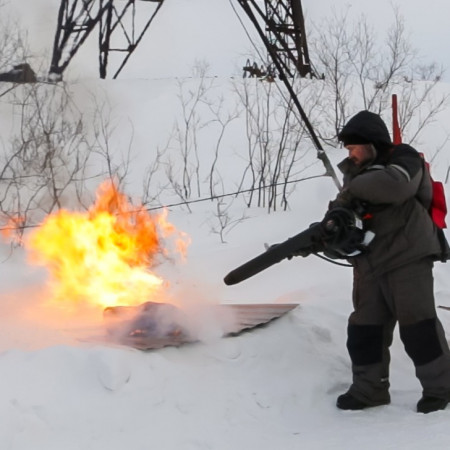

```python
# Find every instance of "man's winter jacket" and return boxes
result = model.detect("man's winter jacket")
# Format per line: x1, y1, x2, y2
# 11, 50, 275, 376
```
332, 111, 449, 276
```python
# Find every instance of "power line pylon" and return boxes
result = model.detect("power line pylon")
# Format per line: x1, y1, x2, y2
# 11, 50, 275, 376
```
49, 0, 165, 80
238, 0, 317, 79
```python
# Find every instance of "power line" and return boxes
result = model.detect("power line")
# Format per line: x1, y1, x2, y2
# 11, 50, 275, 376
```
146, 173, 325, 211
0, 174, 327, 234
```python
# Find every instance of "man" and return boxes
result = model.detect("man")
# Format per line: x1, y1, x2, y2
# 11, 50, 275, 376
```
331, 110, 450, 413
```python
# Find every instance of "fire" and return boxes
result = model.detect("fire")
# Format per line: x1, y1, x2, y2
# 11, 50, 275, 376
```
25, 181, 190, 311
1, 214, 25, 244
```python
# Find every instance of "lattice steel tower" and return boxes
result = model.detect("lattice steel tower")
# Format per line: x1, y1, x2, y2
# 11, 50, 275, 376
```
49, 0, 315, 81
49, 0, 165, 79
238, 0, 316, 79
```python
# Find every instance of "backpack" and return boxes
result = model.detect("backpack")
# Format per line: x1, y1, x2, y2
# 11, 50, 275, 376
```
392, 94, 447, 229
421, 158, 447, 229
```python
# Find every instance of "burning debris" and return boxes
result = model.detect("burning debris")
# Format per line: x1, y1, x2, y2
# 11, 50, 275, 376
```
104, 301, 193, 348
103, 302, 298, 349
0, 180, 297, 350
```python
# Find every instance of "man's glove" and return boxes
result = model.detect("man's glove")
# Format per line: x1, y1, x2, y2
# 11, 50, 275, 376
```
321, 207, 367, 257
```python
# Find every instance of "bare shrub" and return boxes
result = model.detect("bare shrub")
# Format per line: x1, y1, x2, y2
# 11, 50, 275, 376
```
310, 6, 448, 147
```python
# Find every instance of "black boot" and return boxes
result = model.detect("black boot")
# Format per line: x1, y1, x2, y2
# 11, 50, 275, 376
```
417, 396, 449, 414
336, 392, 390, 410
337, 392, 368, 410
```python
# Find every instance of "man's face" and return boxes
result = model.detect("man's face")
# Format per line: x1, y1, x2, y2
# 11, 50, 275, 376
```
346, 144, 374, 166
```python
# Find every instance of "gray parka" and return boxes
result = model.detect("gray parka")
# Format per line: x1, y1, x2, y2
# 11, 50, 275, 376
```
333, 111, 448, 276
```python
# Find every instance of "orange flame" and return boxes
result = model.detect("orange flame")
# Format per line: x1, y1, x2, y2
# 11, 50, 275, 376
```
25, 181, 190, 311
1, 215, 26, 244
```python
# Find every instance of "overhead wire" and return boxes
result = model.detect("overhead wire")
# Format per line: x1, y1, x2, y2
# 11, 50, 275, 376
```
0, 174, 327, 234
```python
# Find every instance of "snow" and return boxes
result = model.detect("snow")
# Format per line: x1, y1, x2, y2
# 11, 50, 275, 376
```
1, 1, 450, 449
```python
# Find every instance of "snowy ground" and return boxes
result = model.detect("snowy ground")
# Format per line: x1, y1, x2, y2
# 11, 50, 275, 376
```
1, 176, 450, 449
1, 1, 450, 449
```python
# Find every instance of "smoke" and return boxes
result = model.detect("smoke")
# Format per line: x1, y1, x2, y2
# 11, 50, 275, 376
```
0, 276, 105, 352
164, 280, 238, 342
0, 196, 237, 351
103, 280, 239, 348
0, 259, 238, 352
0, 250, 100, 350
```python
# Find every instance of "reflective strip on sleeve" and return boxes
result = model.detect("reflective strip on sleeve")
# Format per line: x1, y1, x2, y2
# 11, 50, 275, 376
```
367, 163, 411, 181
389, 164, 411, 181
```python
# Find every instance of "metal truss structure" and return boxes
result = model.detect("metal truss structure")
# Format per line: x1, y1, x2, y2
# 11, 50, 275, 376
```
49, 0, 165, 79
49, 0, 314, 81
238, 0, 317, 79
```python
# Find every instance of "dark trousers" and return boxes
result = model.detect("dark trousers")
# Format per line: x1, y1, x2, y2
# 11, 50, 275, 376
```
347, 258, 450, 404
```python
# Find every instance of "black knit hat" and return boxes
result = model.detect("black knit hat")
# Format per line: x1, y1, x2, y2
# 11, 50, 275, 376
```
338, 111, 392, 151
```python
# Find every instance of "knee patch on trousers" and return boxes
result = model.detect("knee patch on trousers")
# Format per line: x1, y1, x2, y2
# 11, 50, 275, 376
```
347, 324, 384, 366
399, 318, 443, 366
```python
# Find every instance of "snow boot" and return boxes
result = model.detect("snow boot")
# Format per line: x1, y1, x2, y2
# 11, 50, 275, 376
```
336, 392, 390, 410
416, 396, 449, 414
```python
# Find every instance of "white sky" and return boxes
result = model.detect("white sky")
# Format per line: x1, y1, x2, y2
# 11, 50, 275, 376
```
304, 0, 450, 78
